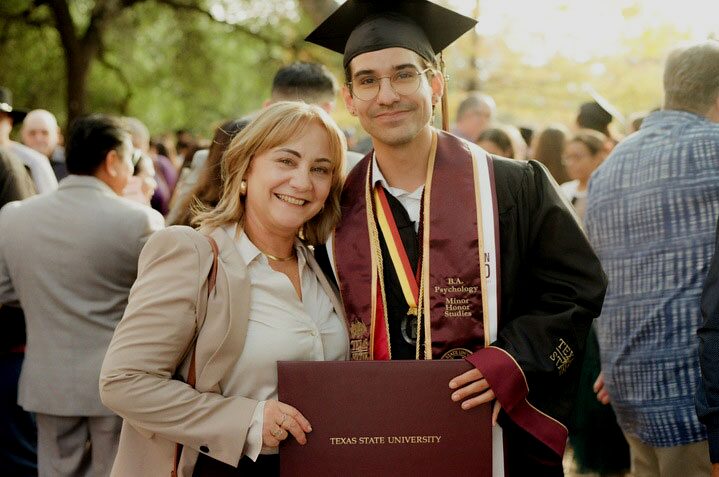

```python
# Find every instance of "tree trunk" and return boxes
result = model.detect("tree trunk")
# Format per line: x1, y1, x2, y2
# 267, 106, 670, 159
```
48, 0, 106, 126
65, 45, 95, 125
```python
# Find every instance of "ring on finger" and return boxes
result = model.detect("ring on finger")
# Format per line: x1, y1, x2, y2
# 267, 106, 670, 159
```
270, 428, 282, 438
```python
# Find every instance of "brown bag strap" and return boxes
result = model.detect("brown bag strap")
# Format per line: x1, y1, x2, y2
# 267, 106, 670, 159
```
172, 235, 219, 477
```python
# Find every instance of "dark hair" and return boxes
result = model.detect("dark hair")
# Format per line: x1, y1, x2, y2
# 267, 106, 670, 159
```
175, 128, 194, 152
576, 102, 612, 135
150, 139, 169, 158
519, 126, 534, 148
478, 128, 513, 158
170, 118, 249, 226
65, 114, 130, 175
272, 62, 338, 104
569, 130, 608, 156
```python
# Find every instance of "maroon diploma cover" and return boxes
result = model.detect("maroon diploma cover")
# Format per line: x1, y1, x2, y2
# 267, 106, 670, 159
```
278, 360, 492, 476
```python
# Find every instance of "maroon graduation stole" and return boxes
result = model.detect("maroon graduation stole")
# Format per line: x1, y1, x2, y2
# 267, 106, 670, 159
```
333, 131, 498, 360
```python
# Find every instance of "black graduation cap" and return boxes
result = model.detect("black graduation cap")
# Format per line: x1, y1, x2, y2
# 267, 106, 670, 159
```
0, 87, 27, 123
305, 0, 477, 68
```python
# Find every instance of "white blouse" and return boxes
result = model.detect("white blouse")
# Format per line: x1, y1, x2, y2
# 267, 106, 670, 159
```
221, 226, 348, 459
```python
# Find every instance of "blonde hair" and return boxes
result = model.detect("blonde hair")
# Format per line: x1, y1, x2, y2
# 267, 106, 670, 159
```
194, 101, 346, 245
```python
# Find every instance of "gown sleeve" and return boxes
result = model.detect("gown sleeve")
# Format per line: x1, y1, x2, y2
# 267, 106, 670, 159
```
466, 158, 607, 458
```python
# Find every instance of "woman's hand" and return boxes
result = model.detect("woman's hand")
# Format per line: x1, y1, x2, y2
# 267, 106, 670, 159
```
262, 400, 312, 448
449, 368, 502, 425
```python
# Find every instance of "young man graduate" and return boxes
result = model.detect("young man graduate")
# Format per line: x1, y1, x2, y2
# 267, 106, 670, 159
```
308, 1, 608, 475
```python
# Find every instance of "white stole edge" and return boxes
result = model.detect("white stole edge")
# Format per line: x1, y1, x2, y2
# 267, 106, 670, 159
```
468, 140, 504, 477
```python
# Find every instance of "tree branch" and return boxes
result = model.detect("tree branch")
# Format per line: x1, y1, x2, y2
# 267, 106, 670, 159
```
45, 0, 79, 54
153, 0, 279, 45
97, 50, 134, 113
0, 2, 55, 28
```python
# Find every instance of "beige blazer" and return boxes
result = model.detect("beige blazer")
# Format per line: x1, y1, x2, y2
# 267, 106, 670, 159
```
99, 225, 347, 477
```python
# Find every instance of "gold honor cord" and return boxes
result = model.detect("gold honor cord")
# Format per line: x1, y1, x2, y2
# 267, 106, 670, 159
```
421, 132, 439, 359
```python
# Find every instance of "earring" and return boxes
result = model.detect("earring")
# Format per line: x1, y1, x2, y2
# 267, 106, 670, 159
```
240, 180, 247, 196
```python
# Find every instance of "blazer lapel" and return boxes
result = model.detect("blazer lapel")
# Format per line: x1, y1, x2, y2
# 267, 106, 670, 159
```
195, 226, 251, 389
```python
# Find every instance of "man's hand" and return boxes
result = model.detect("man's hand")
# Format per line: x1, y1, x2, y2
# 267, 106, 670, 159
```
712, 462, 719, 477
449, 368, 502, 425
593, 372, 611, 405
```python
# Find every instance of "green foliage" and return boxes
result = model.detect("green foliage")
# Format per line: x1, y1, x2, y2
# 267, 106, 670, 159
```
0, 0, 713, 140
0, 7, 65, 122
1, 0, 300, 136
444, 18, 699, 135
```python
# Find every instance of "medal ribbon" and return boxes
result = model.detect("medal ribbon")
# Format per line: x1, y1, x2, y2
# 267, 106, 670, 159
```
373, 185, 420, 316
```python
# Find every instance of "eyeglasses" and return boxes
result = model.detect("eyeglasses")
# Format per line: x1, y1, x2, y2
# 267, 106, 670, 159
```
348, 68, 432, 101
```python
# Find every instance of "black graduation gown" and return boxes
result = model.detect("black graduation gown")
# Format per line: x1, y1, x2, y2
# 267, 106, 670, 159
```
316, 154, 607, 475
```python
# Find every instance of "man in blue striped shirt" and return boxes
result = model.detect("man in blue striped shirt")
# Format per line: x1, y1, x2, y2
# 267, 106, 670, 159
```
585, 40, 719, 477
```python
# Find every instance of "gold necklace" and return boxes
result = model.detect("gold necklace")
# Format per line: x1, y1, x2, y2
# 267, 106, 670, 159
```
262, 251, 295, 262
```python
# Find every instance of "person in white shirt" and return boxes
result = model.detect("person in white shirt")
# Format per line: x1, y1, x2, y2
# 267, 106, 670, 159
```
100, 101, 349, 477
0, 88, 57, 193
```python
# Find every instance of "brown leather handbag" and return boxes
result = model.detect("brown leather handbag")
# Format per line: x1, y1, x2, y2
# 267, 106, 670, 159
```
171, 235, 219, 477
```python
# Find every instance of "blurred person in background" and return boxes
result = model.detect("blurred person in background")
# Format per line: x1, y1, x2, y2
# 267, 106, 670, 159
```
576, 101, 620, 146
175, 128, 196, 164
560, 130, 610, 220
123, 117, 178, 215
478, 126, 515, 157
452, 92, 496, 142
587, 40, 719, 477
166, 118, 249, 226
265, 62, 363, 172
123, 150, 158, 207
504, 124, 528, 160
20, 109, 67, 181
0, 87, 57, 194
0, 114, 164, 476
519, 126, 534, 158
532, 125, 570, 184
150, 135, 179, 170
626, 111, 651, 135
0, 148, 37, 476
560, 131, 629, 477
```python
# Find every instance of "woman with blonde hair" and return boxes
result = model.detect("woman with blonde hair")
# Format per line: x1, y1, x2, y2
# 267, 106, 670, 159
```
100, 101, 348, 477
